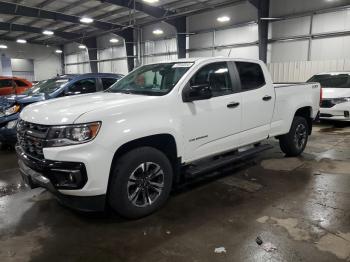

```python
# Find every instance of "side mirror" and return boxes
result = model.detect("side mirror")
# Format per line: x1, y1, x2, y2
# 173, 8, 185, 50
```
182, 84, 212, 102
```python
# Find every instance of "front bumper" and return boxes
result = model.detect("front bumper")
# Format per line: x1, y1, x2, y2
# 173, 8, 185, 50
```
16, 146, 106, 212
320, 107, 350, 121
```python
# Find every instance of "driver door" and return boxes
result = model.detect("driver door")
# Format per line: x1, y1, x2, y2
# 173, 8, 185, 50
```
181, 62, 242, 162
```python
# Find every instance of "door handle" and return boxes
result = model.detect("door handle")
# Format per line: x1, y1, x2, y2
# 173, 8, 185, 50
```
262, 95, 272, 101
227, 102, 240, 108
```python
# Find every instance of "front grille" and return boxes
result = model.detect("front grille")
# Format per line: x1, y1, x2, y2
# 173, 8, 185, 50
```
17, 120, 49, 160
321, 99, 335, 108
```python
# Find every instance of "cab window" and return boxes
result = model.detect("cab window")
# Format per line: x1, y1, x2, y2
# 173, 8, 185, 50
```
0, 79, 13, 88
67, 78, 97, 95
190, 62, 233, 97
102, 78, 118, 90
14, 80, 28, 87
235, 62, 266, 91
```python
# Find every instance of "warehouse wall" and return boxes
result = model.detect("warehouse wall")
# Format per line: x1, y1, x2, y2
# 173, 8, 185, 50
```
0, 41, 61, 81
268, 3, 350, 82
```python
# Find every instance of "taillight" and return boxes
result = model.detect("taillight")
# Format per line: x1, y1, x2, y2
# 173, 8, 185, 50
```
320, 86, 323, 106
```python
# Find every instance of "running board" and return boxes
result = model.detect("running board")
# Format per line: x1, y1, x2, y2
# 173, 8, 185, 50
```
185, 144, 273, 178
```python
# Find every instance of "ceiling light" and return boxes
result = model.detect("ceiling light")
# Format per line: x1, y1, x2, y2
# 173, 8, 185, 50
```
43, 30, 54, 35
16, 39, 27, 44
260, 17, 281, 21
0, 44, 7, 49
217, 16, 231, 23
109, 38, 119, 43
55, 49, 63, 54
153, 29, 164, 35
80, 17, 94, 24
143, 0, 159, 3
78, 44, 87, 49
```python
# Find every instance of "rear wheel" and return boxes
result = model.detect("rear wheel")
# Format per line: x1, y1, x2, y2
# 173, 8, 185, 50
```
108, 147, 173, 219
279, 116, 309, 157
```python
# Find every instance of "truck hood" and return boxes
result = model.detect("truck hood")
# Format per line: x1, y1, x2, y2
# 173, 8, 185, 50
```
20, 92, 156, 125
322, 88, 350, 99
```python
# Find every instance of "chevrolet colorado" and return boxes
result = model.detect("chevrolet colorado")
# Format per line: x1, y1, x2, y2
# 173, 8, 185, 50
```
16, 58, 321, 218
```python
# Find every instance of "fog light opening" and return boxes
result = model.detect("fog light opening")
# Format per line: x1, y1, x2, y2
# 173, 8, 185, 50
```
344, 111, 349, 118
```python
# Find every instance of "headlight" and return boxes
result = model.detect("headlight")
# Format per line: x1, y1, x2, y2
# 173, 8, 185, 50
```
46, 122, 101, 147
4, 105, 20, 116
331, 97, 350, 104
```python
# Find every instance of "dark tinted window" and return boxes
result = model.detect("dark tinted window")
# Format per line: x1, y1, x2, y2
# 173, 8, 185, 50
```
14, 80, 28, 87
68, 78, 96, 94
0, 79, 13, 88
308, 74, 350, 88
190, 62, 233, 97
102, 78, 118, 90
236, 62, 266, 91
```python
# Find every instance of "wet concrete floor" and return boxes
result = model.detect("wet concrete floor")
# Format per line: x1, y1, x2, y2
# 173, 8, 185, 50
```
0, 122, 350, 262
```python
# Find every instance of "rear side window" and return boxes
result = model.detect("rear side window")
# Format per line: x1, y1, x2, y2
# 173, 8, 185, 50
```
0, 79, 13, 88
236, 62, 266, 91
190, 62, 233, 97
308, 74, 350, 88
102, 78, 118, 90
68, 78, 97, 94
14, 80, 28, 87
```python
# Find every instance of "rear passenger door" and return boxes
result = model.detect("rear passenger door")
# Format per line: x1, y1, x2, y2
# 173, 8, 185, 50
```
66, 78, 97, 95
0, 79, 15, 96
234, 62, 275, 146
14, 79, 29, 94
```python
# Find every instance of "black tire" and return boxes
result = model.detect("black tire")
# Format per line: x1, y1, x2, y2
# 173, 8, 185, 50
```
279, 116, 309, 157
108, 147, 173, 219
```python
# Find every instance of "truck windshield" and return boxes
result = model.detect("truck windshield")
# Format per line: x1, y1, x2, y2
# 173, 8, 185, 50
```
308, 74, 350, 88
107, 63, 193, 96
23, 78, 70, 95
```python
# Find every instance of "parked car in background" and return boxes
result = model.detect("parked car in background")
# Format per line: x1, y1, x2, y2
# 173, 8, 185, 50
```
16, 58, 320, 218
0, 73, 123, 147
308, 72, 350, 121
0, 76, 32, 96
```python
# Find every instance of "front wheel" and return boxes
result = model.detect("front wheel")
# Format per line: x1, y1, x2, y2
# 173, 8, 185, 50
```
279, 116, 309, 157
108, 147, 173, 219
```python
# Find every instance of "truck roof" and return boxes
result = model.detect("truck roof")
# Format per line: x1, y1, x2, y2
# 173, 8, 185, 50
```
315, 72, 350, 75
145, 57, 264, 65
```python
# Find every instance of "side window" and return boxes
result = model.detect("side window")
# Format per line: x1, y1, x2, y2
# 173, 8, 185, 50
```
235, 62, 266, 91
190, 62, 233, 97
68, 78, 96, 94
15, 80, 28, 87
0, 79, 13, 88
102, 78, 118, 90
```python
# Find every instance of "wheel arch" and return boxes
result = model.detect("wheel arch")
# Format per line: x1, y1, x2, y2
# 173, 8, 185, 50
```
294, 106, 313, 135
107, 134, 181, 194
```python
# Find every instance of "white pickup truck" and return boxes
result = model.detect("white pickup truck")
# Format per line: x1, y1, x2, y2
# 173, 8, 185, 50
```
16, 58, 321, 218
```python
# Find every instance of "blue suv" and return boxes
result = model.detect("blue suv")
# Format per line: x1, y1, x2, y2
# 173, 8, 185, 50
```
0, 73, 123, 147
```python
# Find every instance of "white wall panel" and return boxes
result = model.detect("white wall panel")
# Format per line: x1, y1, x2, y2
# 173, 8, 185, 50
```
188, 50, 213, 58
311, 36, 350, 60
188, 2, 257, 32
270, 16, 311, 39
268, 59, 350, 82
188, 32, 213, 49
142, 54, 178, 65
313, 10, 350, 34
98, 59, 128, 75
270, 0, 349, 17
215, 24, 258, 46
215, 46, 259, 60
270, 40, 309, 63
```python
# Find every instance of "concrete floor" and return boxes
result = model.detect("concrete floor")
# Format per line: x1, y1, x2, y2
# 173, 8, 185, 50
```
0, 122, 350, 262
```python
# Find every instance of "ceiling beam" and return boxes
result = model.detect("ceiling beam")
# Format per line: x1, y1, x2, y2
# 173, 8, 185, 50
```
101, 0, 178, 26
0, 21, 83, 40
0, 1, 123, 31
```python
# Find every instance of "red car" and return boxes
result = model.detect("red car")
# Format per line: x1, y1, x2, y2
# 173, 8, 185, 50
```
0, 76, 32, 96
